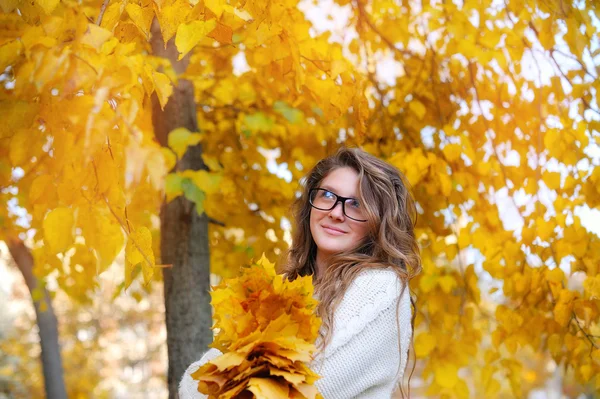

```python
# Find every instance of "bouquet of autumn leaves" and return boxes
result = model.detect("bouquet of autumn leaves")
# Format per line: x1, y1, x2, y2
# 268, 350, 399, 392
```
191, 255, 323, 399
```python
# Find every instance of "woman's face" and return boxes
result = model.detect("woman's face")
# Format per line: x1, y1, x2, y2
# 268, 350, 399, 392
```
309, 167, 371, 259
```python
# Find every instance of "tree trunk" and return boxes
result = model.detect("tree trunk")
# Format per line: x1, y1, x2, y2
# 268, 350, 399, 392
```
7, 238, 67, 399
150, 20, 213, 399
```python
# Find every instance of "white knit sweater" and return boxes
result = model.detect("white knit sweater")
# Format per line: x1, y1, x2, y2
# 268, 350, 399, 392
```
179, 268, 412, 399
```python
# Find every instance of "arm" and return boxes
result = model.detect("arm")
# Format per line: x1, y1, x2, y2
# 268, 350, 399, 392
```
312, 269, 412, 399
178, 347, 223, 399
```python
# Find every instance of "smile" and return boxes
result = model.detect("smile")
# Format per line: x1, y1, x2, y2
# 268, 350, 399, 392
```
322, 225, 347, 235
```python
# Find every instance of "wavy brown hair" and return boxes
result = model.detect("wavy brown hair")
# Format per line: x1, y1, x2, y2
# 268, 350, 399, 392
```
278, 147, 422, 396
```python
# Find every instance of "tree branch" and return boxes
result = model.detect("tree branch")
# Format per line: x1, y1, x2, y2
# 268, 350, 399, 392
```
7, 238, 67, 399
96, 0, 110, 26
355, 1, 419, 60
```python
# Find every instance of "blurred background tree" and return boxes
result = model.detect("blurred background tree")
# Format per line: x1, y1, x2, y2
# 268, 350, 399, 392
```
0, 248, 168, 398
0, 0, 599, 397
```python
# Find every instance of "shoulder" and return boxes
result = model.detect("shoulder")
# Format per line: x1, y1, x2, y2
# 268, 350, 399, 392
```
351, 267, 403, 289
326, 267, 409, 355
341, 267, 405, 311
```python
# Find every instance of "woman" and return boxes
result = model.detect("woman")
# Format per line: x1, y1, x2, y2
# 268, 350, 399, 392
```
179, 147, 421, 398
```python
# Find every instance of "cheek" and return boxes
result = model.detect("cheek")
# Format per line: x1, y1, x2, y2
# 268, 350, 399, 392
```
352, 224, 370, 242
309, 210, 319, 237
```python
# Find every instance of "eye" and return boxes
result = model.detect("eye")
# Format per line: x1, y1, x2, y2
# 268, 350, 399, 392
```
321, 190, 335, 199
348, 198, 360, 208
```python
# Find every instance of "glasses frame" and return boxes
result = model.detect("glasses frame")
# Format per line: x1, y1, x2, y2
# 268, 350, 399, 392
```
308, 188, 368, 222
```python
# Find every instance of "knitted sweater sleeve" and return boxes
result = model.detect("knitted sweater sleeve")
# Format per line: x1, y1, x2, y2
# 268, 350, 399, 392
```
178, 347, 222, 399
311, 269, 412, 399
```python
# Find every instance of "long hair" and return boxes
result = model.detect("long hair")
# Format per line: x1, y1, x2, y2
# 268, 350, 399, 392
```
278, 147, 422, 396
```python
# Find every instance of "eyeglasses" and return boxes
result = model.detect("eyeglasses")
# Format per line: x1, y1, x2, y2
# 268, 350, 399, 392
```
309, 188, 367, 222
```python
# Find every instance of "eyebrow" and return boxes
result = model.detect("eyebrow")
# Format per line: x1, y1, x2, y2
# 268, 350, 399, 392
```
320, 185, 358, 199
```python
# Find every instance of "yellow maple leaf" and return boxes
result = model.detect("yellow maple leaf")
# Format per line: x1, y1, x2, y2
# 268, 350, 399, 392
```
247, 378, 290, 398
99, 1, 123, 31
409, 100, 426, 120
207, 21, 233, 45
0, 40, 22, 71
152, 70, 173, 110
442, 143, 462, 162
583, 275, 600, 299
223, 5, 253, 22
9, 128, 32, 165
43, 207, 75, 254
79, 206, 124, 274
190, 170, 222, 194
438, 275, 457, 294
175, 19, 217, 60
29, 175, 54, 204
419, 274, 438, 293
553, 290, 575, 327
212, 78, 236, 105
37, 0, 59, 14
414, 332, 436, 358
0, 0, 18, 12
145, 147, 173, 190
125, 3, 155, 37
256, 253, 277, 276
204, 0, 226, 18
125, 226, 155, 287
546, 268, 565, 284
203, 351, 246, 371
156, 0, 192, 44
81, 23, 113, 51
94, 149, 120, 196
434, 363, 459, 389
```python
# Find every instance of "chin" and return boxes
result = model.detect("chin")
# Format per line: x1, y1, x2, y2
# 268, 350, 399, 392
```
315, 238, 350, 255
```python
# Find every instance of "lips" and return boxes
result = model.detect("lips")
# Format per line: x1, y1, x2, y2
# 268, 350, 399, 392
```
322, 225, 347, 235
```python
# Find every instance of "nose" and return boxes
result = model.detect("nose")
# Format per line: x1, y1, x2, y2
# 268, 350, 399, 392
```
328, 201, 345, 220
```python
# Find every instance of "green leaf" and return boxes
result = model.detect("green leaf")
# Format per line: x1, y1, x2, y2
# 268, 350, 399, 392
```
191, 170, 222, 194
244, 112, 274, 133
168, 128, 203, 159
181, 177, 206, 215
165, 173, 184, 203
232, 33, 243, 44
311, 106, 324, 117
274, 101, 304, 124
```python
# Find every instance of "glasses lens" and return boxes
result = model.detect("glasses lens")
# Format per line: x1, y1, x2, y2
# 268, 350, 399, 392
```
344, 198, 365, 221
310, 189, 336, 210
310, 189, 366, 221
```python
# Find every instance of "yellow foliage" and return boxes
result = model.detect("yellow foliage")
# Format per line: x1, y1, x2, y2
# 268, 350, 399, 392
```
434, 363, 458, 388
168, 127, 204, 159
152, 71, 174, 110
36, 0, 59, 15
156, 0, 191, 44
1, 0, 599, 396
176, 20, 217, 60
125, 226, 155, 288
414, 332, 436, 358
191, 255, 322, 398
125, 3, 154, 38
79, 206, 124, 273
43, 207, 75, 254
